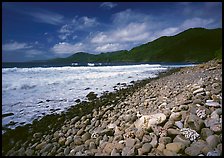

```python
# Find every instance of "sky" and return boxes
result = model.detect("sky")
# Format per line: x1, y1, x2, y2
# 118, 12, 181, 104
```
2, 2, 222, 62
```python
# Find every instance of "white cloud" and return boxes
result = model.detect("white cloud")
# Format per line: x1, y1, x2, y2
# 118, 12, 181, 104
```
29, 10, 64, 25
3, 42, 32, 51
181, 17, 214, 29
51, 42, 86, 54
95, 43, 124, 52
58, 16, 98, 40
157, 27, 180, 37
100, 2, 117, 9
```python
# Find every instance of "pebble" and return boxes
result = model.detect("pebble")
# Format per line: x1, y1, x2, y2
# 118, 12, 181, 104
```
76, 128, 84, 136
167, 128, 181, 136
170, 112, 182, 121
207, 150, 221, 156
200, 128, 214, 140
193, 88, 204, 95
184, 114, 204, 132
163, 149, 178, 156
166, 142, 185, 153
89, 142, 96, 149
35, 141, 47, 150
25, 148, 34, 156
159, 137, 172, 145
81, 132, 91, 142
141, 143, 152, 154
125, 138, 136, 147
111, 148, 120, 156
33, 132, 42, 138
174, 121, 183, 129
205, 100, 220, 107
64, 147, 70, 155
206, 135, 220, 149
122, 146, 136, 156
173, 135, 191, 147
58, 137, 66, 145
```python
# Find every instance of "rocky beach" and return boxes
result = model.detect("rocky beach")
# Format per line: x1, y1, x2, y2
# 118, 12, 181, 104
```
2, 59, 222, 156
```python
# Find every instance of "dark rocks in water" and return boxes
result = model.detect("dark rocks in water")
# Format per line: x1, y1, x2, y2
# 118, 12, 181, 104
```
130, 81, 135, 84
86, 92, 98, 100
37, 101, 44, 104
2, 113, 14, 118
121, 83, 127, 86
85, 87, 90, 90
75, 99, 81, 103
46, 99, 53, 102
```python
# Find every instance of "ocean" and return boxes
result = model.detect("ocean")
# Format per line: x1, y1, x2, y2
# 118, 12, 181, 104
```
2, 62, 196, 132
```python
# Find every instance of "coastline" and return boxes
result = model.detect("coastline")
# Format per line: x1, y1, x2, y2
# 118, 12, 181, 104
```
2, 59, 222, 156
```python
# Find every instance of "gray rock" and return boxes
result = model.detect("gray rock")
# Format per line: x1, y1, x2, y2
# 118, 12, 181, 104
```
135, 129, 145, 141
167, 128, 181, 136
33, 132, 42, 138
89, 141, 96, 149
166, 142, 185, 153
35, 141, 47, 150
74, 136, 83, 145
185, 146, 201, 156
149, 133, 158, 148
210, 124, 222, 133
65, 136, 73, 146
82, 132, 91, 142
159, 137, 172, 145
70, 145, 84, 154
206, 135, 220, 149
41, 143, 53, 153
201, 145, 213, 155
64, 147, 70, 155
163, 120, 174, 129
193, 99, 202, 105
25, 148, 34, 156
175, 121, 183, 129
163, 149, 178, 156
103, 143, 114, 155
173, 135, 191, 147
200, 128, 214, 140
215, 108, 222, 115
76, 128, 84, 136
204, 117, 220, 128
170, 112, 182, 121
185, 140, 207, 156
193, 88, 204, 95
179, 104, 189, 111
125, 138, 136, 147
58, 137, 66, 145
205, 100, 220, 107
111, 148, 120, 156
141, 143, 152, 154
142, 134, 152, 143
17, 147, 25, 156
134, 142, 143, 149
207, 150, 221, 156
121, 146, 137, 156
184, 114, 204, 132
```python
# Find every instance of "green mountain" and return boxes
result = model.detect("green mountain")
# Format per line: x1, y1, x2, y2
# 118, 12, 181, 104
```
47, 28, 222, 63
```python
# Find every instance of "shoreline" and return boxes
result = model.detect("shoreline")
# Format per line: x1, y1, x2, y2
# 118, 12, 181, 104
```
2, 66, 181, 155
2, 59, 222, 156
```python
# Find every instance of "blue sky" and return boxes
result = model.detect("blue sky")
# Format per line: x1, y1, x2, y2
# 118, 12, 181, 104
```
2, 2, 222, 62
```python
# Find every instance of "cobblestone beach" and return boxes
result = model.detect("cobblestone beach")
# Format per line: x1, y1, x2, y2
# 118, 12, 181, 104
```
3, 59, 222, 156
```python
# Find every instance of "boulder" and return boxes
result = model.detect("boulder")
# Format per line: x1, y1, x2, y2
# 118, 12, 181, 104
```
134, 113, 166, 130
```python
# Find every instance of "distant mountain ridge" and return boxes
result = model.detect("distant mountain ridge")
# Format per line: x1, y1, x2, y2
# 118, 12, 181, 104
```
44, 28, 222, 63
